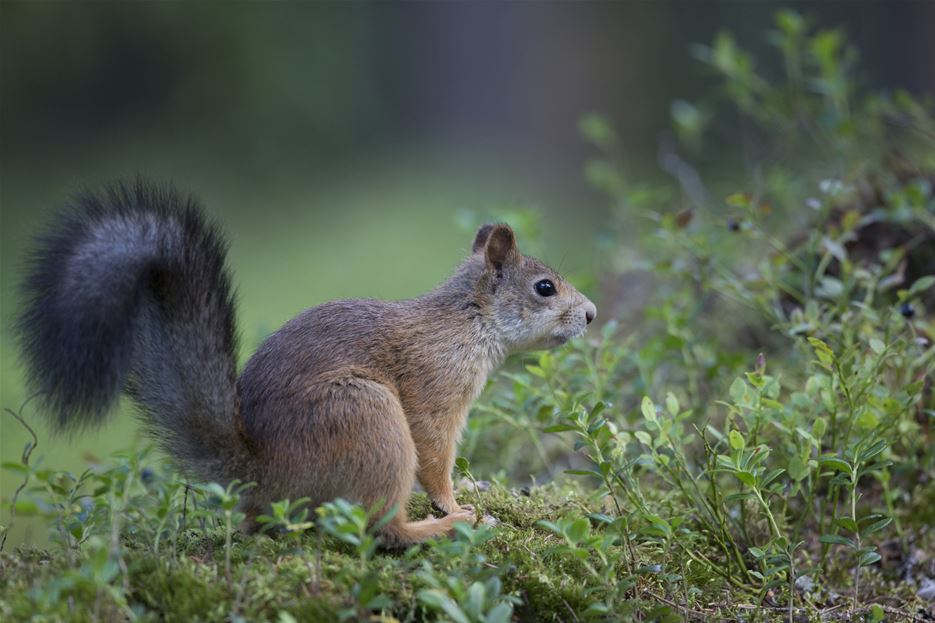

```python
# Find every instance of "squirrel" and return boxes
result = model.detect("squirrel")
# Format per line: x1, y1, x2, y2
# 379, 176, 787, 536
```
17, 180, 597, 546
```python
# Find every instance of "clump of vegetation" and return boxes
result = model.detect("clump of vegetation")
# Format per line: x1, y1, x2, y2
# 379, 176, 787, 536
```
2, 11, 933, 622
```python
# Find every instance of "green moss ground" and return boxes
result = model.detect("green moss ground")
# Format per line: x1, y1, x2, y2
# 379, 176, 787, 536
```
1, 482, 930, 622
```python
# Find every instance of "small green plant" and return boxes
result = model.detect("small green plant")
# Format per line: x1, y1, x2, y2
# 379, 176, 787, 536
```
1, 10, 932, 622
417, 575, 515, 623
416, 522, 520, 623
256, 498, 315, 538
194, 480, 254, 589
315, 499, 395, 620
536, 514, 635, 619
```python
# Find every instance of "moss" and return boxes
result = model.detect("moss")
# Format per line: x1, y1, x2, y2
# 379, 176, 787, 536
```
3, 477, 934, 622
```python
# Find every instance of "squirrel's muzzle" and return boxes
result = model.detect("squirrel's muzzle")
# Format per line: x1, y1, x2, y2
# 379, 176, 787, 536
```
584, 302, 596, 325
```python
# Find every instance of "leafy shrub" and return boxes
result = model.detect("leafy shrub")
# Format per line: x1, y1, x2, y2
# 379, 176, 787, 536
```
2, 10, 933, 622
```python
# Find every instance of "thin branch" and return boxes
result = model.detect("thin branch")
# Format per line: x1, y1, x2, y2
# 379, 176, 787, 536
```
1, 394, 43, 552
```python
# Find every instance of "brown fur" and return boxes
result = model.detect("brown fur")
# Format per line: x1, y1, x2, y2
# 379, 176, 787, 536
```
237, 224, 596, 545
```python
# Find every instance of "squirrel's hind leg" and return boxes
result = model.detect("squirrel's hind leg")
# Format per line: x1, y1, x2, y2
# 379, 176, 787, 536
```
296, 371, 475, 547
380, 507, 476, 548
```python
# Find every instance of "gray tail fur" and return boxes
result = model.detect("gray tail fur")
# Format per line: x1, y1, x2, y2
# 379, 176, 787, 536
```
17, 179, 250, 483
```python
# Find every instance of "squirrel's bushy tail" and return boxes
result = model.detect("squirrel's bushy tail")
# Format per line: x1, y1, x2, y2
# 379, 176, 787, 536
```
17, 180, 249, 483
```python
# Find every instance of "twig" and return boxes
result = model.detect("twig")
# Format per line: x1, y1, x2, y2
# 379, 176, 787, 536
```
181, 481, 193, 533
561, 598, 581, 623
730, 602, 930, 623
643, 589, 712, 621
1, 394, 42, 552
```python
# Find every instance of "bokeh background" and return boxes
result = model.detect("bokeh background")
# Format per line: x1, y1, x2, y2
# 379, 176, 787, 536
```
1, 0, 933, 544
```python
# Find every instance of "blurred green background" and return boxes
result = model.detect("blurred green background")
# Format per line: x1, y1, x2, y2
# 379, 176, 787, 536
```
1, 0, 932, 544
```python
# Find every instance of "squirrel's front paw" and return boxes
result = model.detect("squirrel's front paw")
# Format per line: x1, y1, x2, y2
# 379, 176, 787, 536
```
447, 506, 477, 526
432, 498, 465, 515
432, 498, 477, 518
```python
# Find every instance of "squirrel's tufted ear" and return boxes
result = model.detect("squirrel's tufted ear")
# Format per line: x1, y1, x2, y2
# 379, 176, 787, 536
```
472, 224, 495, 253
484, 224, 519, 271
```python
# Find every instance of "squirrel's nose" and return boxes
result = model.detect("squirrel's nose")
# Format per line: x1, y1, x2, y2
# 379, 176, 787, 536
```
584, 301, 597, 325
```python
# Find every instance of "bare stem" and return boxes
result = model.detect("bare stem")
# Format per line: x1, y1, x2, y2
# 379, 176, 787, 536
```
1, 394, 42, 552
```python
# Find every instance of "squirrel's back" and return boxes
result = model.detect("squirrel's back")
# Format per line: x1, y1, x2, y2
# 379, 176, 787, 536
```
239, 289, 497, 445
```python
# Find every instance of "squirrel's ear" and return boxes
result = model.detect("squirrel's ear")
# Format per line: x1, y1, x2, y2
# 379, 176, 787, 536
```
484, 224, 519, 271
472, 224, 495, 253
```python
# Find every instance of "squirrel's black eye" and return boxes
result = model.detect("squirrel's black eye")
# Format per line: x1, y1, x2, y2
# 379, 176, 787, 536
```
534, 279, 556, 297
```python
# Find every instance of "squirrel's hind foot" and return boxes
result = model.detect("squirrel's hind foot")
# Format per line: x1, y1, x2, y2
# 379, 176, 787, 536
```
380, 507, 477, 548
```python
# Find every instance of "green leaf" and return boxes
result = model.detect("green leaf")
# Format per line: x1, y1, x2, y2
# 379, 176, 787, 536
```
858, 551, 881, 567
857, 440, 888, 464
745, 371, 765, 389
645, 515, 672, 537
817, 276, 844, 299
584, 602, 610, 616
761, 398, 784, 410
567, 518, 590, 543
734, 471, 756, 487
788, 456, 808, 481
760, 468, 786, 488
820, 534, 855, 548
665, 392, 679, 417
908, 275, 935, 296
564, 469, 600, 477
863, 517, 892, 535
716, 454, 736, 470
543, 424, 577, 433
819, 456, 851, 473
812, 417, 827, 440
1, 462, 27, 474
764, 564, 789, 577
484, 603, 514, 623
588, 512, 613, 525
729, 378, 747, 404
587, 418, 607, 434
634, 431, 652, 446
13, 499, 39, 515
641, 396, 658, 424
729, 430, 745, 450
466, 582, 486, 617
204, 482, 227, 498
869, 338, 885, 355
417, 590, 470, 623
834, 517, 858, 534
857, 410, 879, 430
808, 338, 835, 366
